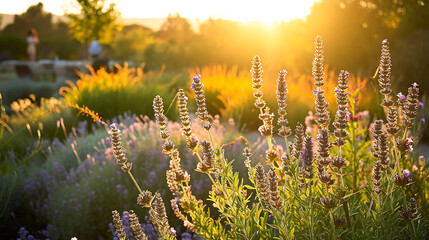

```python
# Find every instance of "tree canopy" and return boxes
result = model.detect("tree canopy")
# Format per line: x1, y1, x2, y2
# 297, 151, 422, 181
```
67, 0, 120, 44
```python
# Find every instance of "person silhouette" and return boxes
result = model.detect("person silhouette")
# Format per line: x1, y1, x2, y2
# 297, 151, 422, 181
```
27, 28, 39, 62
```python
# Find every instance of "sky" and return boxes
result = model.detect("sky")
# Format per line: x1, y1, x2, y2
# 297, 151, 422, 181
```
1, 0, 319, 23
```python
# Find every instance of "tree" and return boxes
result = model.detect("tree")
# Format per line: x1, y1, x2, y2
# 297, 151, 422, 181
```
67, 0, 120, 45
156, 13, 195, 44
2, 2, 54, 37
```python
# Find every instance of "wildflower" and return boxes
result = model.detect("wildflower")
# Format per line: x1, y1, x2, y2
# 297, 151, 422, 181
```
378, 39, 394, 108
297, 166, 307, 189
335, 70, 349, 106
170, 199, 189, 230
386, 107, 400, 136
150, 193, 172, 238
377, 132, 390, 170
396, 137, 413, 153
178, 89, 193, 138
268, 168, 282, 209
402, 83, 420, 127
251, 55, 266, 109
317, 128, 331, 160
266, 148, 278, 165
370, 120, 384, 159
109, 124, 133, 172
243, 147, 252, 167
372, 161, 383, 194
314, 89, 330, 127
191, 74, 211, 129
402, 169, 411, 178
129, 210, 148, 240
400, 198, 419, 220
331, 157, 346, 169
137, 190, 153, 208
301, 135, 315, 179
162, 140, 176, 155
255, 163, 270, 204
258, 108, 274, 138
243, 147, 252, 158
281, 153, 290, 176
276, 69, 288, 115
201, 140, 215, 168
312, 35, 325, 88
421, 117, 425, 125
393, 169, 412, 187
319, 171, 335, 185
333, 105, 349, 147
112, 210, 126, 240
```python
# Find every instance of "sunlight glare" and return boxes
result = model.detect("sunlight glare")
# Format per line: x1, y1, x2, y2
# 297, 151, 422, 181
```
2, 0, 319, 24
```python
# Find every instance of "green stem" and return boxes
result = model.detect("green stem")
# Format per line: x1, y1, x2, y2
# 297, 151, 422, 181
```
207, 128, 216, 150
350, 122, 357, 190
125, 168, 143, 194
284, 136, 291, 158
343, 200, 352, 228
309, 181, 314, 240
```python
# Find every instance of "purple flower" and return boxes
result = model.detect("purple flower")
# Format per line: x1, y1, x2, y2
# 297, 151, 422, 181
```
397, 92, 406, 100
412, 82, 419, 89
421, 117, 426, 125
402, 169, 411, 178
313, 90, 319, 95
334, 88, 341, 93
418, 102, 424, 109
116, 184, 124, 193
193, 74, 201, 82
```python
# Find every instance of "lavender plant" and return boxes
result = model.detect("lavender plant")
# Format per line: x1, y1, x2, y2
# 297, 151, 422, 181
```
109, 37, 428, 239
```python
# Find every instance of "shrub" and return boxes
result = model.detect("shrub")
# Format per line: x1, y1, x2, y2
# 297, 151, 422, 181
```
109, 37, 428, 239
0, 34, 27, 60
59, 64, 189, 122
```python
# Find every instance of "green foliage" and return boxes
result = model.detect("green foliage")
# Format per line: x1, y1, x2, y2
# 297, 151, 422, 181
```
108, 24, 154, 63
0, 34, 27, 60
67, 0, 120, 45
0, 79, 56, 108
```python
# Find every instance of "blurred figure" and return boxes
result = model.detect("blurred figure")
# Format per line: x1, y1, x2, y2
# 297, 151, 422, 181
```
89, 39, 101, 60
89, 39, 108, 71
27, 28, 39, 61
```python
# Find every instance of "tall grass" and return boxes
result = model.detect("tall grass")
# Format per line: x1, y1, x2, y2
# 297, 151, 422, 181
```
59, 64, 188, 122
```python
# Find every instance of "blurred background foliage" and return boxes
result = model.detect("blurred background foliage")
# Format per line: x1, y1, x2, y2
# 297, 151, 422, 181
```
0, 0, 428, 95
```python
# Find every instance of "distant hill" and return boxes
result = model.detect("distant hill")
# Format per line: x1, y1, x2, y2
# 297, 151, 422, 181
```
0, 13, 202, 32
